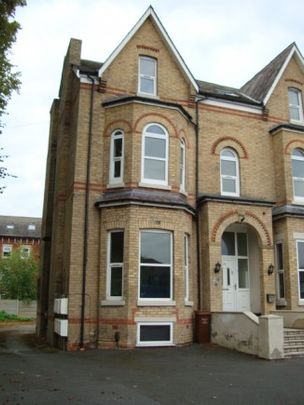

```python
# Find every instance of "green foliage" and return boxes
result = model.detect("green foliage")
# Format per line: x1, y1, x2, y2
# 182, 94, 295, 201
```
0, 248, 38, 301
0, 0, 26, 192
0, 310, 31, 321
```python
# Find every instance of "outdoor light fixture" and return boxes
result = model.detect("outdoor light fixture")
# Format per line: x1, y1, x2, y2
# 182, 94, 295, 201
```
268, 264, 274, 275
214, 262, 222, 273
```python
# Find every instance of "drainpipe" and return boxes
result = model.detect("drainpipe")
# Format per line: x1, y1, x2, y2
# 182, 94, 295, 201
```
80, 74, 95, 349
195, 96, 205, 311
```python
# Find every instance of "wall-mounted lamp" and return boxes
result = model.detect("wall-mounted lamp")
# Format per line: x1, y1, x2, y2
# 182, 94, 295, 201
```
268, 264, 274, 275
214, 262, 222, 273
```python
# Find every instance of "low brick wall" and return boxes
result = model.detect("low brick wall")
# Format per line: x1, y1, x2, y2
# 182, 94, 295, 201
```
0, 299, 37, 318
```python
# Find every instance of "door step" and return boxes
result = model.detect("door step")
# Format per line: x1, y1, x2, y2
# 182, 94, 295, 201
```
284, 329, 304, 358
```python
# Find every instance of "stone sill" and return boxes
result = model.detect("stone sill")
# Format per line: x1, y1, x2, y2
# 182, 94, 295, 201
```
137, 300, 176, 307
101, 300, 125, 306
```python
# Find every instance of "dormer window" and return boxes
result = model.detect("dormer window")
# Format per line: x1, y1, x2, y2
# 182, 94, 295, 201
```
288, 88, 303, 122
138, 56, 157, 96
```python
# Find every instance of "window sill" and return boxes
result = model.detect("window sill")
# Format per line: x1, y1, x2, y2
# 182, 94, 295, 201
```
137, 92, 160, 100
179, 189, 188, 196
292, 199, 304, 205
137, 300, 176, 307
139, 182, 171, 191
107, 183, 125, 189
290, 119, 304, 126
101, 299, 125, 306
184, 300, 194, 307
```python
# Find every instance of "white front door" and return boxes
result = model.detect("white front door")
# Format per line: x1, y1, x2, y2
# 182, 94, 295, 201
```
222, 231, 250, 312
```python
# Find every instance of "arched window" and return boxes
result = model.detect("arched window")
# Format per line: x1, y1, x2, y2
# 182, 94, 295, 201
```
109, 129, 124, 184
288, 88, 303, 121
292, 148, 304, 201
141, 124, 168, 186
180, 139, 186, 192
220, 148, 240, 196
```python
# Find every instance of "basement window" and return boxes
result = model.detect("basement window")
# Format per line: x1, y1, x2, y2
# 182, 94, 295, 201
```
137, 322, 173, 347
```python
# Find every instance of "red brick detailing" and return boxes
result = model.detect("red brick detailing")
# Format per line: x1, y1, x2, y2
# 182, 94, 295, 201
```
177, 318, 193, 325
211, 136, 248, 158
73, 181, 103, 193
99, 318, 135, 325
137, 44, 160, 53
211, 210, 238, 242
285, 78, 304, 86
284, 139, 304, 155
68, 318, 97, 324
134, 113, 178, 138
244, 210, 272, 246
103, 120, 133, 137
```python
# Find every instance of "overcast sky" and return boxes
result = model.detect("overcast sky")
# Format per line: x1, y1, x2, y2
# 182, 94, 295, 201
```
1, 0, 304, 218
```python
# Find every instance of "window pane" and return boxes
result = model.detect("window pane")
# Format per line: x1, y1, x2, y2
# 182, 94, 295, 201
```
221, 232, 235, 255
114, 161, 121, 178
146, 125, 165, 135
140, 77, 154, 94
279, 273, 285, 298
222, 178, 236, 193
145, 137, 166, 158
221, 149, 235, 158
294, 180, 304, 197
114, 138, 122, 157
292, 149, 304, 157
238, 259, 249, 288
292, 159, 304, 178
141, 58, 155, 76
110, 266, 122, 296
237, 233, 247, 256
140, 266, 170, 298
299, 272, 304, 299
290, 107, 300, 120
141, 232, 170, 264
276, 244, 283, 269
110, 232, 124, 263
298, 242, 304, 269
144, 159, 165, 180
221, 160, 236, 176
289, 90, 299, 105
140, 325, 170, 342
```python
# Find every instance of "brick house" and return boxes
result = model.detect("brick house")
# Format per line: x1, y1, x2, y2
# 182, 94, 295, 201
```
37, 7, 304, 351
0, 216, 41, 260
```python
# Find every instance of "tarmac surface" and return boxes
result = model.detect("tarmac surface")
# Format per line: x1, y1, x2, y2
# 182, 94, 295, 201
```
1, 322, 304, 404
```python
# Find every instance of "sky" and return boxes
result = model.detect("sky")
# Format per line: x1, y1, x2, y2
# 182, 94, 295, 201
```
1, 0, 304, 218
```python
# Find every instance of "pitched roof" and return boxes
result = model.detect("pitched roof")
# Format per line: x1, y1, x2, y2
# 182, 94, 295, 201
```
197, 80, 261, 105
0, 216, 41, 239
241, 43, 304, 104
98, 6, 199, 92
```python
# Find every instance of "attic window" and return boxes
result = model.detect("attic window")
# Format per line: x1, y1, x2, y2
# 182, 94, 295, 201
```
28, 224, 36, 231
138, 56, 157, 96
288, 88, 303, 121
6, 225, 14, 229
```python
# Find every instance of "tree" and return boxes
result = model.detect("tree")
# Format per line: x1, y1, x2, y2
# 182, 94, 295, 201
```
0, 0, 26, 192
0, 248, 38, 301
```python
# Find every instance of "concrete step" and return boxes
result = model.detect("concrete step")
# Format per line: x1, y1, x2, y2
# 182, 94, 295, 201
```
284, 351, 304, 358
284, 329, 304, 358
284, 344, 304, 352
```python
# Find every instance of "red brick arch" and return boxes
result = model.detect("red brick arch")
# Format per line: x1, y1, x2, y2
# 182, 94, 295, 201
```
178, 129, 190, 148
211, 209, 272, 247
134, 113, 178, 138
211, 136, 248, 158
284, 139, 304, 155
103, 119, 133, 137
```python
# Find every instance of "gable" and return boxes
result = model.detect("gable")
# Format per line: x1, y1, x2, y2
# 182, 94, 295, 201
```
99, 6, 198, 93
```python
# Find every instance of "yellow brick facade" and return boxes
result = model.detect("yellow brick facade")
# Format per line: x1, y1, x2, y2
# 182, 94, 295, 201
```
38, 9, 304, 350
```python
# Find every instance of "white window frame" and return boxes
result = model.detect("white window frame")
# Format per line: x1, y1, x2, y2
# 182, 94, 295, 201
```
220, 148, 240, 197
136, 322, 173, 347
2, 244, 12, 258
292, 148, 304, 203
184, 234, 190, 302
180, 139, 186, 192
141, 124, 168, 186
138, 56, 157, 97
296, 240, 304, 303
288, 88, 304, 122
106, 230, 124, 300
138, 230, 173, 303
275, 242, 286, 303
109, 129, 124, 185
21, 245, 31, 259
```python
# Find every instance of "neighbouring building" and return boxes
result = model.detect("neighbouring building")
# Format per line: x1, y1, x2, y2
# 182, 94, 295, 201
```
37, 7, 304, 351
0, 216, 41, 260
